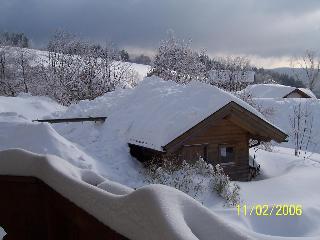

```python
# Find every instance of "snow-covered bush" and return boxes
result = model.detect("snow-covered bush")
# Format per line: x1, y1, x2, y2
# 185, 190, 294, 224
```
144, 158, 206, 199
211, 164, 240, 206
144, 157, 240, 206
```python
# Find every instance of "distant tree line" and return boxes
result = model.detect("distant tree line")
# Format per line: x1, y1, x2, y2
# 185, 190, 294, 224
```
253, 68, 305, 88
0, 32, 29, 48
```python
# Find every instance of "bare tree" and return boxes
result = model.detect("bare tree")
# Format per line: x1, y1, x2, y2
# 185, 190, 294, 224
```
15, 48, 36, 93
44, 32, 138, 105
150, 31, 206, 84
210, 56, 252, 92
289, 101, 315, 157
291, 50, 320, 91
0, 47, 22, 96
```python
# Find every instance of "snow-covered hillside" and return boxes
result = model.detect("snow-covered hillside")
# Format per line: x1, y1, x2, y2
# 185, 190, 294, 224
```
1, 78, 320, 239
1, 46, 151, 81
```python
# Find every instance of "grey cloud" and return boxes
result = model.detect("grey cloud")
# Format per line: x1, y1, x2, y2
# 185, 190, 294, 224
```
1, 0, 320, 60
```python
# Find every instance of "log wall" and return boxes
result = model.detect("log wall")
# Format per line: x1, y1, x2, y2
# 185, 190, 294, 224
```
179, 118, 250, 181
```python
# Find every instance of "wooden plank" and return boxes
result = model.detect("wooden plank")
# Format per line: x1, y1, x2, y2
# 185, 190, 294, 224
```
32, 117, 107, 124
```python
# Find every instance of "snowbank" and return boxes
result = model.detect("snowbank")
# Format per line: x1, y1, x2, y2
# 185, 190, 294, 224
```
0, 149, 251, 240
208, 147, 320, 240
0, 93, 65, 120
0, 92, 95, 169
0, 121, 95, 169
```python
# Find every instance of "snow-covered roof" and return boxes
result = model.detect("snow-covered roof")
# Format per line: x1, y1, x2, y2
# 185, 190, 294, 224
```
297, 88, 317, 98
242, 84, 317, 99
127, 77, 276, 151
0, 149, 252, 240
208, 70, 255, 83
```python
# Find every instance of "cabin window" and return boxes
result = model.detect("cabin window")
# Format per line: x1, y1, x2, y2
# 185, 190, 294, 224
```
219, 144, 235, 164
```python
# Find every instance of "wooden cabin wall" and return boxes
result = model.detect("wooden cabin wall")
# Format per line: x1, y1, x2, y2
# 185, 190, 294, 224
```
0, 176, 128, 240
177, 118, 250, 181
129, 118, 252, 181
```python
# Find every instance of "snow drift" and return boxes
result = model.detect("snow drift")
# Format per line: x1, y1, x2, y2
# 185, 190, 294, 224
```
0, 92, 95, 169
0, 93, 65, 120
0, 122, 95, 169
0, 149, 251, 240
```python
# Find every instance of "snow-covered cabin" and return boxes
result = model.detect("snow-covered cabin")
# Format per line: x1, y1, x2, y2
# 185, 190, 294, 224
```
242, 84, 317, 99
128, 78, 287, 181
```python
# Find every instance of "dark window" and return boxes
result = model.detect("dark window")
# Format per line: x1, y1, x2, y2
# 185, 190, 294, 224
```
219, 145, 235, 164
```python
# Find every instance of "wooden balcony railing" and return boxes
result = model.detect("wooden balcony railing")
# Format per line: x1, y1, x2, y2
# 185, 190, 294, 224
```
0, 175, 128, 240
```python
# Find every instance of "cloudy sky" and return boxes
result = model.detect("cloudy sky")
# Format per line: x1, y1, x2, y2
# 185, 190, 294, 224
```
1, 0, 320, 68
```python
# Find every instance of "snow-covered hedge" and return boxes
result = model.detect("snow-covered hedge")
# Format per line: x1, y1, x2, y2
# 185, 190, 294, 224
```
144, 158, 240, 206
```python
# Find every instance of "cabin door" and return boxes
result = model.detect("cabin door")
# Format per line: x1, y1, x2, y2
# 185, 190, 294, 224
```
181, 144, 207, 163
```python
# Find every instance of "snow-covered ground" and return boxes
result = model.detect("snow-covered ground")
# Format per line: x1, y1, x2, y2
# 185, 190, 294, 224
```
212, 147, 320, 239
255, 98, 320, 154
1, 78, 320, 239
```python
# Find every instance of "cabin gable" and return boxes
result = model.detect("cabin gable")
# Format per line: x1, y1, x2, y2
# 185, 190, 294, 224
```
178, 118, 249, 174
164, 101, 287, 153
284, 89, 312, 98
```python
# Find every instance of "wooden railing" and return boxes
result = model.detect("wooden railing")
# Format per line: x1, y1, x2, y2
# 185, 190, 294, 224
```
0, 175, 128, 240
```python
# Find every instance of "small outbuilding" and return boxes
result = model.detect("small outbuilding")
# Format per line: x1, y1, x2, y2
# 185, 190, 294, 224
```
242, 84, 317, 99
127, 78, 287, 181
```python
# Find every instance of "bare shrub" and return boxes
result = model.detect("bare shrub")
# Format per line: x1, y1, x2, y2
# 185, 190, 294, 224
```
289, 101, 316, 157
